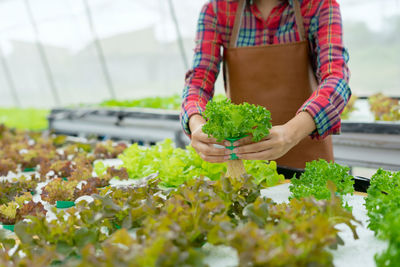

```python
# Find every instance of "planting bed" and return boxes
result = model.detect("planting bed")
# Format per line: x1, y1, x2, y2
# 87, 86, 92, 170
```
0, 124, 398, 266
0, 164, 389, 267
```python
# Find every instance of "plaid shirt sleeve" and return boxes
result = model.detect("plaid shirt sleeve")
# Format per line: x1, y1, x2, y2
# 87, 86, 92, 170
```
180, 2, 222, 136
298, 0, 351, 139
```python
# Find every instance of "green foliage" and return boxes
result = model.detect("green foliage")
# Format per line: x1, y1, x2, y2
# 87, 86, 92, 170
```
14, 208, 107, 260
0, 176, 38, 205
0, 193, 44, 225
15, 201, 46, 223
212, 175, 264, 225
119, 139, 227, 187
0, 108, 49, 131
0, 125, 127, 182
93, 140, 128, 159
48, 160, 75, 178
202, 99, 272, 142
365, 169, 400, 267
230, 183, 359, 266
289, 160, 355, 209
0, 170, 360, 266
374, 209, 400, 267
369, 93, 400, 121
0, 202, 18, 223
0, 125, 58, 172
100, 95, 183, 110
244, 160, 284, 186
100, 94, 227, 110
94, 161, 108, 177
14, 192, 33, 206
119, 139, 283, 188
0, 123, 363, 266
40, 177, 99, 205
41, 178, 79, 204
365, 169, 400, 238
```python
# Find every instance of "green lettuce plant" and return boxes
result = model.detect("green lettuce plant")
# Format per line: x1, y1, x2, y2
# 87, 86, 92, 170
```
202, 99, 272, 143
365, 169, 400, 266
0, 108, 49, 131
0, 193, 45, 225
100, 94, 226, 110
119, 139, 282, 188
41, 179, 79, 204
289, 160, 355, 210
0, 176, 39, 205
202, 99, 272, 179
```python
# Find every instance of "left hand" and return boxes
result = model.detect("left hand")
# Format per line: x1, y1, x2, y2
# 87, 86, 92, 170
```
232, 111, 316, 160
232, 124, 299, 160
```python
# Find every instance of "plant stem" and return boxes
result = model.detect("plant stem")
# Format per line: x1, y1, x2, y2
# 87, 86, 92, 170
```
226, 160, 246, 178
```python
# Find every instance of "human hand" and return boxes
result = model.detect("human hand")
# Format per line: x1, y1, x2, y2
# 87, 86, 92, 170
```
189, 114, 231, 163
232, 112, 316, 160
232, 125, 298, 160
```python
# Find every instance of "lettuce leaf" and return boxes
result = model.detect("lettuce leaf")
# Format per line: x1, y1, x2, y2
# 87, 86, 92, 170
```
202, 99, 272, 142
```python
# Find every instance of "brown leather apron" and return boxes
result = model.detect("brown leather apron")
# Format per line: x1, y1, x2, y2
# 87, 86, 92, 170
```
223, 0, 333, 169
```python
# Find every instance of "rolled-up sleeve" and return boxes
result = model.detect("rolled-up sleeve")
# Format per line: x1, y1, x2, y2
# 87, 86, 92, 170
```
180, 2, 222, 136
298, 0, 351, 139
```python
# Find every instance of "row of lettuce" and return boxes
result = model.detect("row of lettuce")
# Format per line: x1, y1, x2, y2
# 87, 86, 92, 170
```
0, 92, 399, 131
0, 173, 357, 266
0, 123, 399, 266
103, 93, 400, 122
0, 123, 357, 266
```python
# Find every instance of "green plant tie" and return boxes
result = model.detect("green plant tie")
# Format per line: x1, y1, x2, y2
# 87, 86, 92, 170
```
56, 201, 75, 209
225, 136, 246, 160
2, 224, 15, 232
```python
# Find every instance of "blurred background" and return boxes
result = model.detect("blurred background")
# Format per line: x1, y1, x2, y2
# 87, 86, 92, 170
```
0, 0, 399, 108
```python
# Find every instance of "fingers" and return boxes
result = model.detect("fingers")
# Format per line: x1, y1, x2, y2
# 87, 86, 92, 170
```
236, 149, 276, 161
191, 130, 231, 163
232, 134, 271, 146
235, 126, 294, 161
196, 131, 220, 144
232, 135, 254, 146
193, 141, 231, 157
192, 142, 230, 163
189, 115, 231, 163
192, 125, 221, 145
233, 140, 273, 154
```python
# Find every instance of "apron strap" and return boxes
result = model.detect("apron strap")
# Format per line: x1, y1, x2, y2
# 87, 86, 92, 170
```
229, 0, 246, 48
293, 0, 307, 42
293, 0, 317, 90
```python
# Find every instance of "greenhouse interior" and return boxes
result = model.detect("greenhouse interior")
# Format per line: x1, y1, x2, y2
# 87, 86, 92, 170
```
0, 0, 399, 266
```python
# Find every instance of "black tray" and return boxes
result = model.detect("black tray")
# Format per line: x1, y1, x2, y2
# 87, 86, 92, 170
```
341, 121, 400, 135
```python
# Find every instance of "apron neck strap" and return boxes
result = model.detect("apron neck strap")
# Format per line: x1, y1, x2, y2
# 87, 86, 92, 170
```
293, 0, 306, 41
229, 0, 247, 48
229, 0, 307, 48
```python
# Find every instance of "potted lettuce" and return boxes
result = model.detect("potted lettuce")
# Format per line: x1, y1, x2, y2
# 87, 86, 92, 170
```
0, 193, 46, 231
202, 100, 272, 178
41, 178, 99, 209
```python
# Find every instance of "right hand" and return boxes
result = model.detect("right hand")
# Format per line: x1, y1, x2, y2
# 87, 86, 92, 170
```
189, 114, 231, 163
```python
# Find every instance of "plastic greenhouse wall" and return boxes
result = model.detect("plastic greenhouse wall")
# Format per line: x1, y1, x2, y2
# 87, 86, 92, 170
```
0, 0, 399, 108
